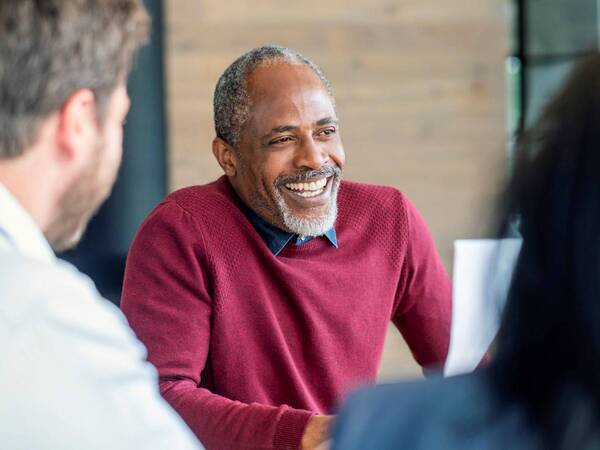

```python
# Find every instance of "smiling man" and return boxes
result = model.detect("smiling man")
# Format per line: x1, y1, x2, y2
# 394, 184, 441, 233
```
121, 45, 452, 450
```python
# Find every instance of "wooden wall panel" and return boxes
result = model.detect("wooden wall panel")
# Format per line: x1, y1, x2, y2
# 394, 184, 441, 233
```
165, 0, 508, 378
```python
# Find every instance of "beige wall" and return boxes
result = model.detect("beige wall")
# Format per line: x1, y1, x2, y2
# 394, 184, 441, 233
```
165, 0, 508, 378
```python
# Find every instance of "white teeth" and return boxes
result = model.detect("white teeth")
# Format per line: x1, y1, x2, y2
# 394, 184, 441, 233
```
284, 177, 328, 192
297, 188, 324, 197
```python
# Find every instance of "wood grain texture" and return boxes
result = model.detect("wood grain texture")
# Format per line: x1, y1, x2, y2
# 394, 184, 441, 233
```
165, 0, 508, 379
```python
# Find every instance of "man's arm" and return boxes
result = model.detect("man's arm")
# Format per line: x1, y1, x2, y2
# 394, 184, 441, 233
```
391, 195, 452, 372
121, 200, 315, 450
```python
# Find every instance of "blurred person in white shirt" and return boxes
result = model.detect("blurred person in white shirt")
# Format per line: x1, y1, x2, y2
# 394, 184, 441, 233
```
0, 1, 203, 449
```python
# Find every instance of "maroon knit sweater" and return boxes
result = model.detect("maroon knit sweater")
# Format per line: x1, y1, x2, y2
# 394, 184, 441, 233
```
121, 176, 451, 450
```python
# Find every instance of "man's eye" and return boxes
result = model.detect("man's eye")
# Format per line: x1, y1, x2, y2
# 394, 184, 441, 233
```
318, 127, 336, 136
270, 136, 293, 145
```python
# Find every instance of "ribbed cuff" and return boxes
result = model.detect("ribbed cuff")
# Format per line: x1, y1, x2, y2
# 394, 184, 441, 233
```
273, 407, 314, 450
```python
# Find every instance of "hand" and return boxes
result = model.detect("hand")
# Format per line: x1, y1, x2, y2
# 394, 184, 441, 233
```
315, 440, 331, 450
301, 415, 334, 450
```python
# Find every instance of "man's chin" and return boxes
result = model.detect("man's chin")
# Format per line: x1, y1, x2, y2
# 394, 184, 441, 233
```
274, 180, 340, 236
50, 225, 86, 253
286, 208, 330, 223
280, 203, 337, 237
47, 206, 96, 252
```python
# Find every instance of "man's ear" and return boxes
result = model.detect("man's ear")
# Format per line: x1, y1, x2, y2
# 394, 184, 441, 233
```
56, 88, 97, 164
212, 137, 238, 177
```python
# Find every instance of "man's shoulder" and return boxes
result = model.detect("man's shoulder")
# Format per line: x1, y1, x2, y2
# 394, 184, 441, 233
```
339, 180, 409, 214
0, 257, 200, 450
0, 252, 91, 318
340, 179, 403, 201
337, 180, 413, 233
0, 252, 137, 348
164, 176, 234, 218
138, 177, 247, 240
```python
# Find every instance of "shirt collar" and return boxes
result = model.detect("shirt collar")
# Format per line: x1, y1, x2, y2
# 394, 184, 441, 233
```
242, 205, 338, 256
0, 182, 55, 263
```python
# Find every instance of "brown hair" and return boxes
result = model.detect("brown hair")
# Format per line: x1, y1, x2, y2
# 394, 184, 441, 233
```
0, 0, 150, 157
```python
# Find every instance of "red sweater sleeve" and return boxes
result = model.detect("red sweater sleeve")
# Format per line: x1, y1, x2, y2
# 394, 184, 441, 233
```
120, 201, 313, 450
392, 195, 452, 371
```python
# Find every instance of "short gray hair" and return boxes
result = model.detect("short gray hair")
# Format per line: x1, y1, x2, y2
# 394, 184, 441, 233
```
0, 0, 150, 158
213, 45, 334, 148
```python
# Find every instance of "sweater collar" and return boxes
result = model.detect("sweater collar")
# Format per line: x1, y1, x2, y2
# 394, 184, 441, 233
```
241, 205, 338, 256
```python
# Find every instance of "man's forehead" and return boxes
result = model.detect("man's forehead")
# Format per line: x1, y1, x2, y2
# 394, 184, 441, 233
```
245, 64, 334, 123
248, 95, 336, 137
246, 62, 329, 101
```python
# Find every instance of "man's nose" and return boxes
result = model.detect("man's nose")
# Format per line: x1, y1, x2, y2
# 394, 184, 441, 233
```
293, 136, 329, 170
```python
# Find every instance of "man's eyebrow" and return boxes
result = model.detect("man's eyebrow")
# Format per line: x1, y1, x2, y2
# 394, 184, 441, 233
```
263, 119, 338, 139
260, 125, 299, 142
270, 125, 299, 134
316, 117, 338, 126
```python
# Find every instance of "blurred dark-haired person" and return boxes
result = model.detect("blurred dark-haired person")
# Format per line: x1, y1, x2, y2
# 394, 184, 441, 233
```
121, 45, 452, 450
331, 54, 600, 450
0, 2, 202, 449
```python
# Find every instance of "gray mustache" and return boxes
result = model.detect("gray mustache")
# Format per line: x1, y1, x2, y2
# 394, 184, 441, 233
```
275, 165, 342, 186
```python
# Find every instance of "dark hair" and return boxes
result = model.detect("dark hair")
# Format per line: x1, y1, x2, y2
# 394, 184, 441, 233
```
0, 0, 150, 157
491, 54, 600, 449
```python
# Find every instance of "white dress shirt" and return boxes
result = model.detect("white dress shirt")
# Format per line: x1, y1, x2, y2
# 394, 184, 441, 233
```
0, 183, 203, 450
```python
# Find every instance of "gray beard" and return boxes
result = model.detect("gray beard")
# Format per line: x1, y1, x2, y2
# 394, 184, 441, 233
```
273, 176, 340, 237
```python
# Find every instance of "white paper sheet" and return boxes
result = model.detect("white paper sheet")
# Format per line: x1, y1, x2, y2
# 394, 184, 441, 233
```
444, 238, 521, 376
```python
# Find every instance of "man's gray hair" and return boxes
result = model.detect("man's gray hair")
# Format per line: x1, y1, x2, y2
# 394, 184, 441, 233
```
0, 0, 150, 158
213, 45, 334, 148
